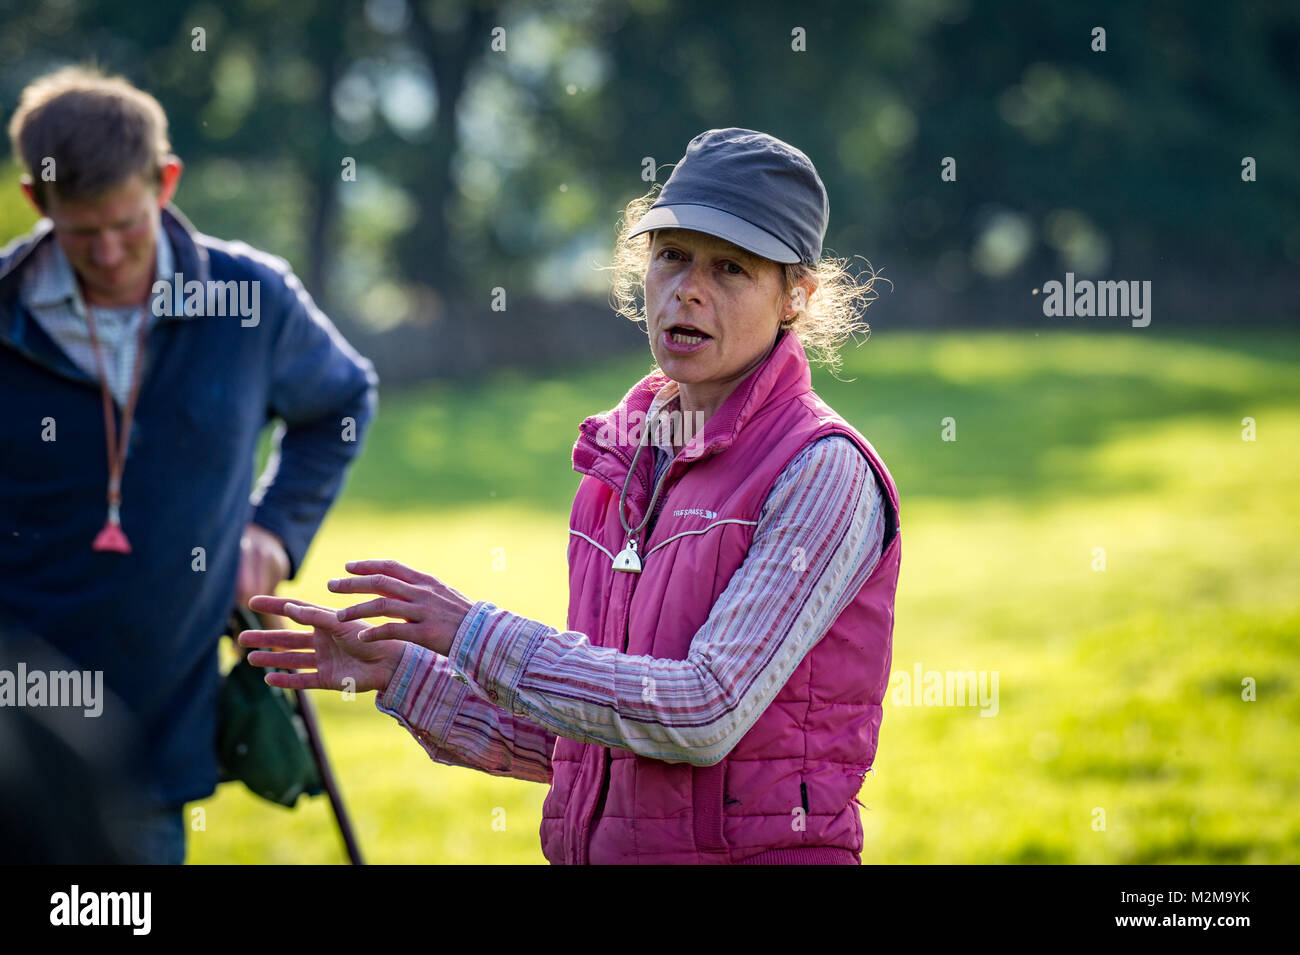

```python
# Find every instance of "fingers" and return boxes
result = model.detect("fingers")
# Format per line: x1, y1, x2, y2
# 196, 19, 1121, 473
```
281, 601, 346, 630
248, 594, 336, 617
337, 596, 421, 623
263, 670, 324, 691
247, 650, 317, 669
327, 573, 420, 601
344, 559, 431, 586
237, 628, 314, 651
358, 622, 418, 643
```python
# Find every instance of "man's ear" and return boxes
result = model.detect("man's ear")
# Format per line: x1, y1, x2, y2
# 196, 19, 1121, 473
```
19, 176, 44, 218
157, 156, 183, 207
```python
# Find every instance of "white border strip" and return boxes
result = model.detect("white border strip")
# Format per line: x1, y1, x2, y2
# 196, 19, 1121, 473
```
644, 518, 758, 558
568, 529, 615, 561
569, 518, 759, 564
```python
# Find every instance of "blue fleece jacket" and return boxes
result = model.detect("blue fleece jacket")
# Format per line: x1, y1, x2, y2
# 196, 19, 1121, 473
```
0, 205, 378, 807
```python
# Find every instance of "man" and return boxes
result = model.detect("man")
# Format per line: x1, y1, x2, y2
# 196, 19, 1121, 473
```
0, 66, 377, 863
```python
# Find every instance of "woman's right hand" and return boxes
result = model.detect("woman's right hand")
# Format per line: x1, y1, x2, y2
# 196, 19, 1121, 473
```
237, 594, 406, 694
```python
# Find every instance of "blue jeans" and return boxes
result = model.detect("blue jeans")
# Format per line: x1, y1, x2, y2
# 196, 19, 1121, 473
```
117, 803, 187, 865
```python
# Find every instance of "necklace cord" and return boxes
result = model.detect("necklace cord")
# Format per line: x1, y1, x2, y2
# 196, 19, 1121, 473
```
84, 301, 151, 509
618, 403, 673, 541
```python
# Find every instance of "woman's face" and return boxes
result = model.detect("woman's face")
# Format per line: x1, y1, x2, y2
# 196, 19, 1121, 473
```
645, 228, 786, 398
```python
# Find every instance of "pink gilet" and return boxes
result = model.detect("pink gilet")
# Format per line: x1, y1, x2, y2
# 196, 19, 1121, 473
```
542, 330, 901, 864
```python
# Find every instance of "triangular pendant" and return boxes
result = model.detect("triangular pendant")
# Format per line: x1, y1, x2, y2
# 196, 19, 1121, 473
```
92, 519, 132, 553
612, 541, 642, 573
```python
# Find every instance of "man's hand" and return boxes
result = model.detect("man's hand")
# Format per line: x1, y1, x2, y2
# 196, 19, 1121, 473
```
232, 523, 290, 660
238, 522, 291, 610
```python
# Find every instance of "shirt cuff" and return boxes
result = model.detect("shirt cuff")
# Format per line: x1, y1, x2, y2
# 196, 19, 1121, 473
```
373, 641, 471, 759
375, 640, 438, 716
447, 600, 550, 714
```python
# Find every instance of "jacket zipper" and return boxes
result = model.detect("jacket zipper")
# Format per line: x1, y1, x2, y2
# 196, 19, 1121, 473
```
573, 430, 677, 864
586, 539, 643, 860
578, 544, 635, 864
574, 422, 707, 863
571, 434, 628, 864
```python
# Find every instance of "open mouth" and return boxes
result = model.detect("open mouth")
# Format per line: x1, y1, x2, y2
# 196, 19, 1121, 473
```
665, 323, 712, 345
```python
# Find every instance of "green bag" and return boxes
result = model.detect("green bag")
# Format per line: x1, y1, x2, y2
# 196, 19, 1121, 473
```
217, 610, 322, 807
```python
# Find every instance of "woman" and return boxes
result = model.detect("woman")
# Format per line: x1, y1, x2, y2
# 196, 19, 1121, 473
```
241, 128, 901, 865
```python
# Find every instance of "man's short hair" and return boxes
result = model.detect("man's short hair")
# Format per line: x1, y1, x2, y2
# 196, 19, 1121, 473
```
7, 65, 172, 208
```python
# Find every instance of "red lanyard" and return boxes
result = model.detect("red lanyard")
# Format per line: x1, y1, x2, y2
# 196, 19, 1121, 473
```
84, 302, 151, 553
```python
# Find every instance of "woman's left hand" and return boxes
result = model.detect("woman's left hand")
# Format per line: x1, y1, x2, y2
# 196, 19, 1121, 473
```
327, 559, 474, 657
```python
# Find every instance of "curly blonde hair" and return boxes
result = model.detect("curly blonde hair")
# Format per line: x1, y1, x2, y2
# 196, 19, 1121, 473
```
604, 183, 888, 378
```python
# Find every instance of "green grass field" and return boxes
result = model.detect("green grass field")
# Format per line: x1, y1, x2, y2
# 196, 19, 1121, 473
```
188, 327, 1300, 864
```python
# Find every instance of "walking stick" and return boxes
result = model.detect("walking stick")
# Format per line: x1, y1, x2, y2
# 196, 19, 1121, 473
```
291, 670, 365, 865
232, 604, 365, 865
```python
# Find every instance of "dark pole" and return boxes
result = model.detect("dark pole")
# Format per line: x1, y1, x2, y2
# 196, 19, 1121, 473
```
292, 684, 365, 865
237, 605, 365, 865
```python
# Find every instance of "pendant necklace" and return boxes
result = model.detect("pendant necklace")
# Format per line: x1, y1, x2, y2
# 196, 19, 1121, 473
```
85, 301, 150, 554
612, 404, 674, 573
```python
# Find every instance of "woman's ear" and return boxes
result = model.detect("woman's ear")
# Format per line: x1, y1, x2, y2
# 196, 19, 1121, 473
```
789, 285, 808, 313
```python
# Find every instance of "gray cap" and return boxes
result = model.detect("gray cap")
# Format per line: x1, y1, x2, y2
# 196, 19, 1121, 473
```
627, 128, 829, 267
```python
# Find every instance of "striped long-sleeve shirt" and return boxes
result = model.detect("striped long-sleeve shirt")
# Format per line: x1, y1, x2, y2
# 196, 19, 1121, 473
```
375, 416, 886, 782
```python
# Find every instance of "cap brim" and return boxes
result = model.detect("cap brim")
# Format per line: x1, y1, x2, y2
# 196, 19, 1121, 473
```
626, 204, 800, 264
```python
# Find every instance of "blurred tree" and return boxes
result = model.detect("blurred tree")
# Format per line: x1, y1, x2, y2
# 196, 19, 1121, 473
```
0, 0, 1295, 345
